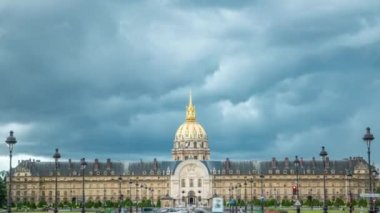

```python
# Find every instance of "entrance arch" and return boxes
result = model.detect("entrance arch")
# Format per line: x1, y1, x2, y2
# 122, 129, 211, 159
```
188, 191, 195, 206
170, 160, 211, 207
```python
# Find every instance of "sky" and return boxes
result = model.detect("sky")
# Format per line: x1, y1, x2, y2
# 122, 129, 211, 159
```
0, 0, 380, 171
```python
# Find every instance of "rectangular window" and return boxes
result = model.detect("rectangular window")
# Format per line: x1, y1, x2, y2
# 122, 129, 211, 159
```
181, 179, 186, 187
198, 179, 202, 187
190, 179, 194, 187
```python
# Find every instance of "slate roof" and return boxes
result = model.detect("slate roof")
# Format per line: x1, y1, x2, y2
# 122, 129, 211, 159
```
258, 156, 368, 175
14, 159, 124, 176
14, 156, 370, 177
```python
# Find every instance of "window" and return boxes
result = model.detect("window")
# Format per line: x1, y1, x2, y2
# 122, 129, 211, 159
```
190, 179, 194, 187
198, 179, 202, 187
181, 179, 185, 187
194, 142, 197, 148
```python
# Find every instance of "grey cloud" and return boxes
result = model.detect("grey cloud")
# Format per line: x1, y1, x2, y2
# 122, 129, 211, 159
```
0, 0, 379, 170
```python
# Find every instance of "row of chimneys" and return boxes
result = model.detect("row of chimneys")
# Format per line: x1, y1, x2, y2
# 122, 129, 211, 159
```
270, 156, 363, 169
68, 158, 113, 170
271, 156, 330, 169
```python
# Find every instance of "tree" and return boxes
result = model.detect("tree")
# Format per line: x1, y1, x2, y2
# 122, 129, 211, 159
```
281, 199, 292, 207
358, 198, 367, 207
156, 199, 161, 208
0, 176, 6, 208
37, 199, 47, 208
334, 198, 345, 207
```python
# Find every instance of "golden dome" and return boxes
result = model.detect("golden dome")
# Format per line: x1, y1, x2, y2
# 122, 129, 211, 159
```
174, 92, 208, 141
175, 121, 208, 141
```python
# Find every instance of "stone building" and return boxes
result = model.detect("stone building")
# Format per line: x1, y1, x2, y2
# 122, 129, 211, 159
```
8, 94, 378, 207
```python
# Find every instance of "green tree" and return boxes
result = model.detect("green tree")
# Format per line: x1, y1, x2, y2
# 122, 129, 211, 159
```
334, 198, 345, 207
85, 200, 94, 208
358, 198, 367, 207
156, 199, 161, 208
37, 199, 47, 208
30, 202, 37, 209
94, 200, 102, 208
124, 198, 133, 207
0, 176, 6, 208
281, 199, 292, 207
265, 199, 276, 207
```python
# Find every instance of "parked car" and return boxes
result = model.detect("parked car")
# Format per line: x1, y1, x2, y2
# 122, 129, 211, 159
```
142, 207, 156, 213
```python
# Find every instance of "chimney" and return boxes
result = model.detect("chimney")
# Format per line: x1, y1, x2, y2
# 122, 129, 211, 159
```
106, 158, 112, 170
285, 157, 289, 169
271, 157, 277, 169
94, 159, 99, 171
325, 157, 330, 169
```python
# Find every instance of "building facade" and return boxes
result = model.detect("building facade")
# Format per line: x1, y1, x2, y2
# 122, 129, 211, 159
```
8, 95, 378, 207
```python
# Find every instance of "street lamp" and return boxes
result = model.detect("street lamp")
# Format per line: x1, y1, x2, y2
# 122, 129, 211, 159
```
128, 180, 132, 213
249, 179, 253, 213
372, 168, 378, 213
80, 158, 87, 213
135, 182, 139, 213
347, 171, 353, 213
118, 175, 123, 213
363, 127, 375, 213
244, 180, 247, 213
5, 131, 17, 213
53, 149, 61, 213
294, 156, 301, 213
260, 174, 264, 213
319, 146, 328, 213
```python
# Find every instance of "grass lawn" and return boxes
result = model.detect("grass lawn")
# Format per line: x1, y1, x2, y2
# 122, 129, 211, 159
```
272, 207, 369, 213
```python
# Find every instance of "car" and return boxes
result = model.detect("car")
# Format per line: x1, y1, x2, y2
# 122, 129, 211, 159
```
176, 208, 189, 213
142, 207, 156, 213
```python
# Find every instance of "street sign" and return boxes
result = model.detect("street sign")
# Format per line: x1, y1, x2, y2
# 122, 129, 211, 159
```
212, 197, 224, 213
294, 200, 301, 206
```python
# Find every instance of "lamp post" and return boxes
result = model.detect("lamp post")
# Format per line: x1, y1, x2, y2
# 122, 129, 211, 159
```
80, 158, 87, 213
347, 171, 353, 213
128, 180, 132, 213
135, 182, 139, 213
294, 156, 301, 213
229, 187, 234, 213
249, 179, 253, 213
53, 149, 61, 213
372, 169, 378, 213
244, 180, 247, 213
260, 174, 264, 213
319, 146, 328, 213
5, 131, 17, 213
363, 127, 375, 213
118, 176, 123, 213
235, 184, 240, 213
149, 188, 154, 206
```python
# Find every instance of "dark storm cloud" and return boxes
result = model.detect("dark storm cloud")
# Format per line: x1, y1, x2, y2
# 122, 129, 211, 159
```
0, 0, 380, 169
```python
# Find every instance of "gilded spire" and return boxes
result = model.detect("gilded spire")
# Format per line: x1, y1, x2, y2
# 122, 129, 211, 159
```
186, 91, 196, 121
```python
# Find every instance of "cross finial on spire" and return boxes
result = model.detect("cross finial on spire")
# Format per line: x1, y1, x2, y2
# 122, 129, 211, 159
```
189, 90, 193, 106
186, 91, 196, 121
